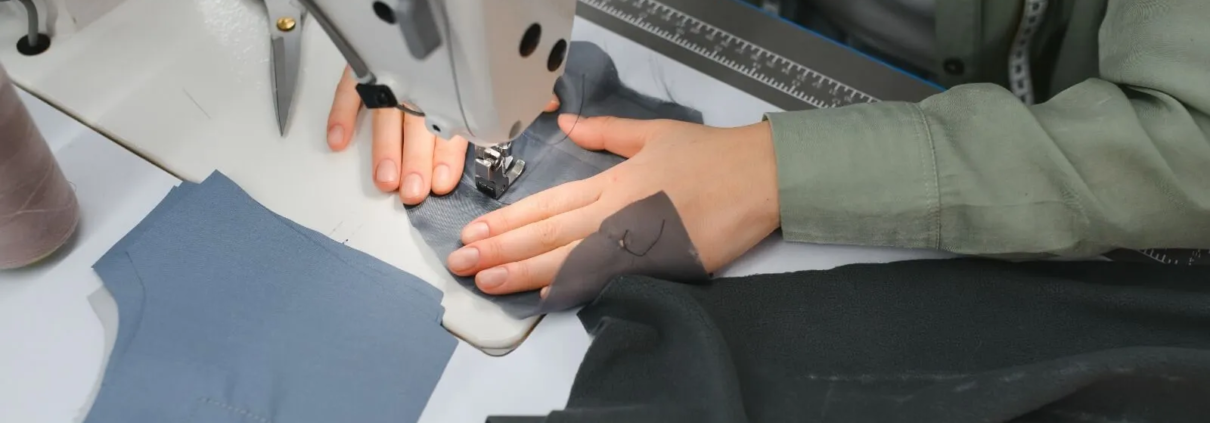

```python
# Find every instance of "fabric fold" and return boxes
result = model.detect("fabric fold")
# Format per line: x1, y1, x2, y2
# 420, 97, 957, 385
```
491, 259, 1210, 423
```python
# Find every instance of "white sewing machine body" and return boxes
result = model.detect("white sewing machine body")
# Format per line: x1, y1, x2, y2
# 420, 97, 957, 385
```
301, 0, 576, 147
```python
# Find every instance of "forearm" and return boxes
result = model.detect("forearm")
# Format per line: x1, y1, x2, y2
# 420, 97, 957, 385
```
767, 0, 1210, 256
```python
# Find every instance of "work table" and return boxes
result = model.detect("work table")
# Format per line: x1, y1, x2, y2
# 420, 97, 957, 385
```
0, 0, 950, 421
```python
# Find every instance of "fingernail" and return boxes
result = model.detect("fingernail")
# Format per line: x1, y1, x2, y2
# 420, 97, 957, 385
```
539, 286, 550, 299
461, 222, 489, 243
403, 173, 424, 199
434, 164, 451, 187
447, 247, 479, 271
327, 125, 344, 149
376, 160, 398, 183
478, 267, 508, 290
558, 113, 580, 128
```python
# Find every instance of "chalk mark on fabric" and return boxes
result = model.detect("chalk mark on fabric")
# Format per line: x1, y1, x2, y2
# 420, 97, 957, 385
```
803, 372, 970, 382
198, 397, 273, 423
819, 381, 835, 418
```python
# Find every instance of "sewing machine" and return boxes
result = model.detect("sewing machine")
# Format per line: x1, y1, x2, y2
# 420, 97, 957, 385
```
300, 0, 576, 199
0, 0, 947, 362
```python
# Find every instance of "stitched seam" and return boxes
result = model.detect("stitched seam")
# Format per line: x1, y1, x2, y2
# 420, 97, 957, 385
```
911, 108, 931, 247
198, 398, 273, 423
782, 229, 937, 247
912, 103, 943, 250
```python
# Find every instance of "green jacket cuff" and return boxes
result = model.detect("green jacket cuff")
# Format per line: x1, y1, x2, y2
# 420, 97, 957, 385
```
766, 103, 941, 249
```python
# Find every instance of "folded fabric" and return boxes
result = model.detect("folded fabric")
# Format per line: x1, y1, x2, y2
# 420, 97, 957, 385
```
491, 259, 1210, 423
405, 41, 704, 318
88, 172, 455, 423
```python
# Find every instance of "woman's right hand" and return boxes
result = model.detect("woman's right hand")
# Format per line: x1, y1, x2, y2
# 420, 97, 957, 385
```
325, 66, 560, 205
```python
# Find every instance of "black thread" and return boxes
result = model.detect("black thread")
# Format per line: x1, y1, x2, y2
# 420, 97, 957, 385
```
618, 220, 666, 257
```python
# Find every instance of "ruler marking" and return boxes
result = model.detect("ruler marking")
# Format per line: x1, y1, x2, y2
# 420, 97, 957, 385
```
579, 0, 878, 108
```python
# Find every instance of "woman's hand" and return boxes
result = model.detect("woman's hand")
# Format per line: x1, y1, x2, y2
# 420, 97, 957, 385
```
326, 66, 559, 204
445, 114, 782, 295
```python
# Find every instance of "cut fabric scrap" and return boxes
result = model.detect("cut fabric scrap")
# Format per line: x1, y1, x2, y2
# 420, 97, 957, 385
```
88, 171, 455, 423
490, 259, 1210, 423
406, 41, 705, 318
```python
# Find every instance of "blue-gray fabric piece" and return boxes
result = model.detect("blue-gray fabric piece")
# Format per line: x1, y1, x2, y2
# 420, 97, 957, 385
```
406, 41, 704, 318
88, 172, 455, 423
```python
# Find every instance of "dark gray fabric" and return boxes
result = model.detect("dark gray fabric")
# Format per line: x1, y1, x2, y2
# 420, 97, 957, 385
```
406, 41, 704, 318
543, 192, 709, 313
89, 172, 455, 423
806, 0, 937, 72
490, 259, 1210, 423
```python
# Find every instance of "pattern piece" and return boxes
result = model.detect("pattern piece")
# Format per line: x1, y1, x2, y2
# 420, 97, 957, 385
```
88, 172, 454, 423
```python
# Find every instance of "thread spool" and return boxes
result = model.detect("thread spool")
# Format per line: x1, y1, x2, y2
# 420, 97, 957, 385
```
0, 63, 79, 270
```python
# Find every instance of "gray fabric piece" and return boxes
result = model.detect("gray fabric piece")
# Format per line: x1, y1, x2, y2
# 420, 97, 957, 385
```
95, 182, 442, 372
88, 172, 454, 423
406, 41, 704, 318
542, 192, 709, 313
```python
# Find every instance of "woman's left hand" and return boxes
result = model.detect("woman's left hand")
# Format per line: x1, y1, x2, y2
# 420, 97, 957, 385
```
445, 114, 782, 295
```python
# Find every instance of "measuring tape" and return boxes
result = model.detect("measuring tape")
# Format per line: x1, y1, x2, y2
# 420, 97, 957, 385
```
579, 0, 876, 109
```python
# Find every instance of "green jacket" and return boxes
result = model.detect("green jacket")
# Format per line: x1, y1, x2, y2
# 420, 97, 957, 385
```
766, 0, 1210, 257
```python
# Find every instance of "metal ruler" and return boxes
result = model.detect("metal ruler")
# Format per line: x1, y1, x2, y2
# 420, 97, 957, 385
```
1104, 248, 1210, 266
575, 0, 942, 111
579, 0, 873, 108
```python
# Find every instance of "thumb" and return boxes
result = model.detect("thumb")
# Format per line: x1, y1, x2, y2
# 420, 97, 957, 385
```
558, 114, 660, 158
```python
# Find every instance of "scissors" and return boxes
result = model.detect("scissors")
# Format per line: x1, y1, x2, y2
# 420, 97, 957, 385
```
264, 0, 306, 136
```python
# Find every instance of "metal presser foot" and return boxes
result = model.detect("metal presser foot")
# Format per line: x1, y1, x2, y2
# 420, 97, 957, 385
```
473, 142, 525, 199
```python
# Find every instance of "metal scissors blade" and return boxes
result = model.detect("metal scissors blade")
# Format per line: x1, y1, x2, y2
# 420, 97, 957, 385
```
265, 0, 305, 136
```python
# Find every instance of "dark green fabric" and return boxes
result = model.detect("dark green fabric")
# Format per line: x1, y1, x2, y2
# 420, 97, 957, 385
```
491, 259, 1210, 423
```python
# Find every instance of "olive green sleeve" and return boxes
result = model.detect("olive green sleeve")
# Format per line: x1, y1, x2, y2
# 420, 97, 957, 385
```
766, 0, 1210, 257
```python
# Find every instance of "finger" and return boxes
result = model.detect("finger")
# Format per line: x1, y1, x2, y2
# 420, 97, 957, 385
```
460, 178, 602, 244
558, 114, 664, 158
447, 203, 611, 276
371, 108, 404, 192
399, 114, 437, 205
475, 240, 579, 295
431, 135, 469, 195
543, 94, 561, 113
327, 66, 362, 151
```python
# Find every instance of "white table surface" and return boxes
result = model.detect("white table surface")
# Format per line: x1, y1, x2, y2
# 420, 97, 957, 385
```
0, 1, 954, 421
0, 88, 591, 423
0, 0, 951, 350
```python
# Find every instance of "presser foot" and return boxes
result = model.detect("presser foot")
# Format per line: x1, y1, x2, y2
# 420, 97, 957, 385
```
473, 143, 525, 199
